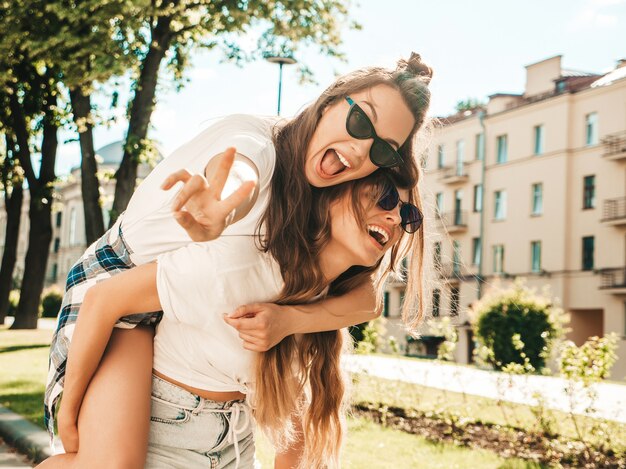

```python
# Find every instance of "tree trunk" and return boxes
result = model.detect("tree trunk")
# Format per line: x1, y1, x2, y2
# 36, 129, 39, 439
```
69, 87, 105, 245
11, 85, 58, 330
11, 189, 53, 329
109, 15, 173, 226
0, 178, 23, 323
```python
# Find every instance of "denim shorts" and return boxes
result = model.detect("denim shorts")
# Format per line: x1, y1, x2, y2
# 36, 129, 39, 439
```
145, 374, 259, 469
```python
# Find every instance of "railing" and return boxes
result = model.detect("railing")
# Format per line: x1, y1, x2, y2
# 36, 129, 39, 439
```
438, 262, 466, 280
601, 130, 626, 157
599, 267, 626, 289
602, 197, 626, 222
439, 164, 469, 181
439, 210, 468, 227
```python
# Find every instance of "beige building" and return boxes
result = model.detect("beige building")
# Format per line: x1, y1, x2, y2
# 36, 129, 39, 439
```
0, 142, 157, 289
383, 55, 626, 380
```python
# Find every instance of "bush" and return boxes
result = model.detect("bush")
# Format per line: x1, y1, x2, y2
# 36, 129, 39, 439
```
558, 334, 618, 383
7, 290, 20, 317
470, 279, 565, 372
350, 317, 387, 354
40, 287, 63, 318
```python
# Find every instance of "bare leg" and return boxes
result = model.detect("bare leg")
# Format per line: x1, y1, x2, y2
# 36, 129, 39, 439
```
36, 326, 154, 469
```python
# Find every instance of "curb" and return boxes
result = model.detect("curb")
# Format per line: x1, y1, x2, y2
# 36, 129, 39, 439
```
0, 404, 52, 464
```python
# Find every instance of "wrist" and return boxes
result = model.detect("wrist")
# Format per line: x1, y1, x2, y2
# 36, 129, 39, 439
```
284, 304, 317, 335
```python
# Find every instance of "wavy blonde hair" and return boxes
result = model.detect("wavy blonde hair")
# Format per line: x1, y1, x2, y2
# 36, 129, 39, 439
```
253, 52, 432, 467
254, 169, 424, 468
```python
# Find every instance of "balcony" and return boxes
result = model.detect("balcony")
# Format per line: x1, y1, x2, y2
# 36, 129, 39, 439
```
602, 130, 626, 161
438, 262, 466, 283
437, 210, 468, 233
598, 267, 626, 295
601, 197, 626, 226
439, 164, 469, 185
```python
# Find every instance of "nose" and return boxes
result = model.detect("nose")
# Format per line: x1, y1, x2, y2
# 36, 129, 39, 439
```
350, 138, 374, 166
382, 203, 402, 226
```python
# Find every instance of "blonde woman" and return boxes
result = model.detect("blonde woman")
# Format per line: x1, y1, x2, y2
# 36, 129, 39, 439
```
42, 53, 432, 467
45, 171, 423, 468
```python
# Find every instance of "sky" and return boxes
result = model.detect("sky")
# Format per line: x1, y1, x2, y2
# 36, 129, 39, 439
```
55, 0, 626, 175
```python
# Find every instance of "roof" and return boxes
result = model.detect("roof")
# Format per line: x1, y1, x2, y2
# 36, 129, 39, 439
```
591, 66, 626, 88
95, 141, 126, 166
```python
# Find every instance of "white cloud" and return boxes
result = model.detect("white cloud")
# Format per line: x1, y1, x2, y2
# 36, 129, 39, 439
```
569, 0, 623, 30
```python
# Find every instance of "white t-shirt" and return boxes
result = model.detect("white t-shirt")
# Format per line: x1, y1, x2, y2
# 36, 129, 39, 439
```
154, 237, 284, 394
121, 114, 278, 265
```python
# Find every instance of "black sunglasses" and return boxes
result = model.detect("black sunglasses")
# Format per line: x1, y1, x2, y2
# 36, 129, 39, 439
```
377, 181, 423, 234
345, 97, 406, 168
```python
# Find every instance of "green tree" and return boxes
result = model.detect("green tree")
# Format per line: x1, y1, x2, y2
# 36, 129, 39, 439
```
19, 0, 146, 244
0, 131, 24, 323
0, 1, 63, 329
455, 98, 485, 113
470, 279, 566, 372
109, 0, 357, 224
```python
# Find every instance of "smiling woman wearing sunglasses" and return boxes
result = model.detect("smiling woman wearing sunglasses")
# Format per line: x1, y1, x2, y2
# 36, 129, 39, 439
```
41, 53, 433, 468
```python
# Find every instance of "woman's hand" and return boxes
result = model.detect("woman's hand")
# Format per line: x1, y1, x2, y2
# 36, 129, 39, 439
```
57, 404, 79, 453
161, 147, 257, 242
223, 303, 296, 352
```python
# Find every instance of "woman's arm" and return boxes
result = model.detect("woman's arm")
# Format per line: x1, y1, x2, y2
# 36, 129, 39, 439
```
58, 263, 160, 449
225, 280, 378, 352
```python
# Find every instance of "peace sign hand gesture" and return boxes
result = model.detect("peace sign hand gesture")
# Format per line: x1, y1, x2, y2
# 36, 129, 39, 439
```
160, 147, 257, 242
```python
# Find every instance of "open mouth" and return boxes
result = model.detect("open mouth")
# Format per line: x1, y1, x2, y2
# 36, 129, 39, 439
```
320, 149, 351, 177
367, 224, 389, 247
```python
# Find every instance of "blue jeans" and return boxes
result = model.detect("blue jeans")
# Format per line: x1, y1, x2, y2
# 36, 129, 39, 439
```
145, 374, 258, 469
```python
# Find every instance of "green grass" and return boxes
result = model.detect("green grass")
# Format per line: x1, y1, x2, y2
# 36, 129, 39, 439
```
254, 417, 543, 469
0, 328, 52, 428
0, 327, 551, 467
351, 372, 626, 452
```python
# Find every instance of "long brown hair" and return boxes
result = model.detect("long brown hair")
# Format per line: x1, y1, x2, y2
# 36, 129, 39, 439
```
254, 169, 424, 468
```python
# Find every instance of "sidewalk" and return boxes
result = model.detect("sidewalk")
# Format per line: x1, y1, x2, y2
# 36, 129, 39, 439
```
344, 354, 626, 423
0, 437, 33, 468
0, 406, 51, 467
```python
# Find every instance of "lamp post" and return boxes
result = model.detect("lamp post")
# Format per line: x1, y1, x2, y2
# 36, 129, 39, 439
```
264, 54, 297, 116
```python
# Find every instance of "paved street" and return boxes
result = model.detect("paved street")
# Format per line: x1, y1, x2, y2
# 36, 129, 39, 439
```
344, 354, 626, 423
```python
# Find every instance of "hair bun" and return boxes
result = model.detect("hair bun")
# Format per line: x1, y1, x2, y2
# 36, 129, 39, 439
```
398, 52, 433, 83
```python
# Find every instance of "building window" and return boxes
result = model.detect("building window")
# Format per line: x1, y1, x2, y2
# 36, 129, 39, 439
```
453, 240, 461, 274
475, 133, 484, 161
473, 184, 483, 212
496, 135, 508, 164
585, 112, 598, 146
493, 245, 505, 274
436, 192, 444, 214
531, 241, 541, 273
432, 289, 440, 318
456, 140, 465, 175
53, 237, 60, 253
534, 125, 544, 155
583, 175, 595, 209
69, 207, 77, 246
582, 236, 594, 271
450, 287, 460, 317
437, 144, 445, 169
434, 241, 442, 267
472, 237, 481, 266
55, 211, 62, 228
494, 190, 507, 220
532, 183, 543, 215
454, 190, 463, 225
51, 263, 58, 282
383, 292, 390, 318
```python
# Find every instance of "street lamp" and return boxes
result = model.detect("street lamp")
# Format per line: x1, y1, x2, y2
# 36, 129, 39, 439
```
264, 54, 297, 116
